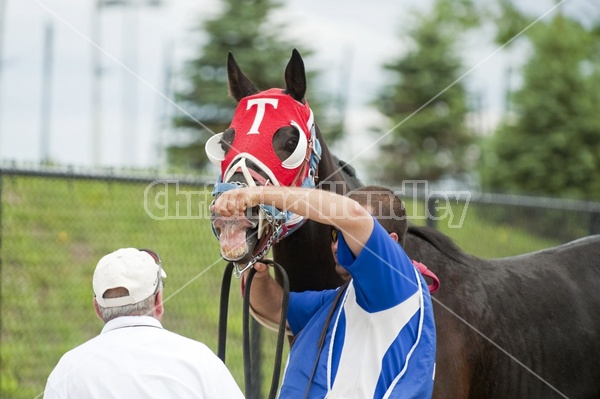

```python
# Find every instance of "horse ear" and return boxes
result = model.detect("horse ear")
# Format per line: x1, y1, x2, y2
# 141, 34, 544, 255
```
227, 52, 259, 102
284, 49, 307, 103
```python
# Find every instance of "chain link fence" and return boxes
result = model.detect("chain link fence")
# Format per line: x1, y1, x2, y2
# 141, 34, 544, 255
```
0, 165, 286, 399
1, 165, 599, 399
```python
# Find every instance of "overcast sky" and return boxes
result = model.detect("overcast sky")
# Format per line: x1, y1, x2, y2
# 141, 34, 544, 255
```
0, 0, 595, 175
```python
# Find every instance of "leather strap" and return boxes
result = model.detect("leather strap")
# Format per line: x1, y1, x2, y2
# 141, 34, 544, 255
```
412, 260, 440, 293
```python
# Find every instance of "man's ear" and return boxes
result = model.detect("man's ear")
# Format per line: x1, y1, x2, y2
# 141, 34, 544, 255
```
93, 298, 103, 321
389, 232, 399, 243
154, 291, 164, 320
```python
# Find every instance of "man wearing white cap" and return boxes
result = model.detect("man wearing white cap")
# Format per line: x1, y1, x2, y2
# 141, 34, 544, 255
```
44, 248, 244, 399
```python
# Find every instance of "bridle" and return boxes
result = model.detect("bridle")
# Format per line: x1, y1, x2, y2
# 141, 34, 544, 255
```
211, 92, 322, 398
210, 177, 306, 278
213, 148, 316, 397
218, 259, 289, 399
210, 116, 322, 278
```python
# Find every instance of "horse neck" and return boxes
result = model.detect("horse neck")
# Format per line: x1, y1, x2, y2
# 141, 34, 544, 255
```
404, 226, 477, 286
271, 126, 351, 291
273, 221, 344, 291
314, 127, 350, 195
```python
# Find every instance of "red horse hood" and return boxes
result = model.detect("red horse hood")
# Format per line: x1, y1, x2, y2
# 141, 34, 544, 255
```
221, 88, 314, 187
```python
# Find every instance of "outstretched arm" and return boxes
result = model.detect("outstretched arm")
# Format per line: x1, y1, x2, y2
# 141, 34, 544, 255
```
211, 185, 374, 256
210, 186, 374, 326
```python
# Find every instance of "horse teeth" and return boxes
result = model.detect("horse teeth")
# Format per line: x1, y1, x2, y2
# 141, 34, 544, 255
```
222, 244, 247, 261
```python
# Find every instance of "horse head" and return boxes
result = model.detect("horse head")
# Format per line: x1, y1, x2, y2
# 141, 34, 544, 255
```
207, 49, 330, 274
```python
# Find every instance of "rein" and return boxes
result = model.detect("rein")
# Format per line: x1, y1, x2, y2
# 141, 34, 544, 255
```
218, 260, 290, 399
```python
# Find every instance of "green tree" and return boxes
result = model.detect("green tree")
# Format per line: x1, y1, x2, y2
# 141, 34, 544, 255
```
372, 0, 479, 184
170, 0, 340, 171
481, 3, 600, 199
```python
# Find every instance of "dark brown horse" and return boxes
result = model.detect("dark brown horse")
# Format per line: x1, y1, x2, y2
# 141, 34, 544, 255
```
405, 226, 600, 398
208, 49, 600, 398
207, 49, 359, 290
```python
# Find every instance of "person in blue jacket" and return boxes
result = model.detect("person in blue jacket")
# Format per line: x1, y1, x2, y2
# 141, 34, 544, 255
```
212, 185, 436, 398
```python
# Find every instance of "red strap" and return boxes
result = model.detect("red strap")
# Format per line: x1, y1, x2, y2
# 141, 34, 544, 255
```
412, 260, 440, 294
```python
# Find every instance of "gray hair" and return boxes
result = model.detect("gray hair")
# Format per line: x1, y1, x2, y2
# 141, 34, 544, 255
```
96, 295, 156, 322
96, 284, 163, 323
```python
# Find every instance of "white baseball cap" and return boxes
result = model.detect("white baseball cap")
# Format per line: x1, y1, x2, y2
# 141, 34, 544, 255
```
93, 248, 167, 308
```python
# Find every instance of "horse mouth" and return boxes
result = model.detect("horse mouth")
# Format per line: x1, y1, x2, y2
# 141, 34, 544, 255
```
212, 215, 257, 262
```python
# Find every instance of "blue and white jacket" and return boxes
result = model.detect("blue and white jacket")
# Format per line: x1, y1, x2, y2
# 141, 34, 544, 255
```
280, 219, 436, 398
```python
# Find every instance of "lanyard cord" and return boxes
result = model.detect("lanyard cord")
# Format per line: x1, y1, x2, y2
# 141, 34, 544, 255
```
303, 280, 350, 399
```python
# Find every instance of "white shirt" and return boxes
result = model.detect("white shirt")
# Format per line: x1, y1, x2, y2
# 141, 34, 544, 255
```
44, 316, 244, 399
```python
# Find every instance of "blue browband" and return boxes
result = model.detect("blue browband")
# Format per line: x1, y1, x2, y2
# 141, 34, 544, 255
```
210, 178, 307, 242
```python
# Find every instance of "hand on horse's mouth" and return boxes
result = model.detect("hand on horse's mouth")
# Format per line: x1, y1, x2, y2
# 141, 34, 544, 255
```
213, 216, 256, 261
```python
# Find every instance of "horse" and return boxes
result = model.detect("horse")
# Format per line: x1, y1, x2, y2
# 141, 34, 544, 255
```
404, 225, 600, 398
207, 49, 600, 398
207, 48, 359, 291
207, 49, 363, 398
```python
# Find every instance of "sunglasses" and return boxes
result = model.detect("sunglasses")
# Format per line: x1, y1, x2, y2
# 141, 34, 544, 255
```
330, 227, 339, 243
139, 248, 165, 294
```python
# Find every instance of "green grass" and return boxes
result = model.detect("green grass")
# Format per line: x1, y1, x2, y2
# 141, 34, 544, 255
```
404, 199, 561, 257
1, 176, 564, 398
1, 176, 273, 398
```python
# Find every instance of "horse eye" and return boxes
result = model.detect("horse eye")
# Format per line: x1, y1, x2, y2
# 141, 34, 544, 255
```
272, 124, 308, 169
272, 127, 299, 162
220, 128, 235, 153
219, 139, 229, 153
284, 137, 299, 152
205, 128, 235, 166
281, 122, 309, 169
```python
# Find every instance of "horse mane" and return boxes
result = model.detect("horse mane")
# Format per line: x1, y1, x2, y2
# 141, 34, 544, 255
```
312, 125, 361, 194
407, 225, 471, 265
331, 155, 363, 190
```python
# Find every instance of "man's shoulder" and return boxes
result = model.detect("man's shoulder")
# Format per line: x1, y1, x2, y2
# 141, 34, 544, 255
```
48, 333, 105, 373
156, 328, 217, 356
63, 325, 211, 359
